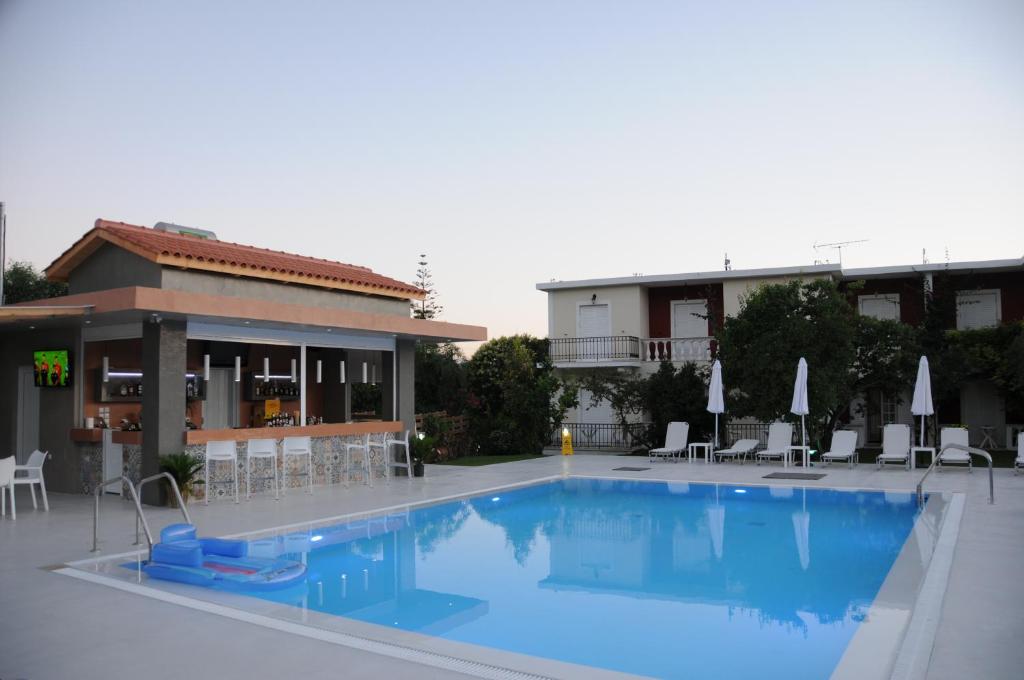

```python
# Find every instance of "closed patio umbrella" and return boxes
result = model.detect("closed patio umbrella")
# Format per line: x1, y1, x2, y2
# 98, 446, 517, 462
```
707, 360, 725, 448
911, 356, 934, 448
790, 358, 809, 466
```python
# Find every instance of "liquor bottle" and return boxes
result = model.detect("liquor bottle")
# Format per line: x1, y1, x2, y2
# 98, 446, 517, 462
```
127, 383, 135, 396
137, 382, 142, 397
120, 383, 128, 397
255, 383, 261, 397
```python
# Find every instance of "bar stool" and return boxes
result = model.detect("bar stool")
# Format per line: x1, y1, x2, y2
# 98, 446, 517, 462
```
344, 434, 371, 486
282, 436, 313, 495
246, 438, 279, 500
366, 433, 391, 483
205, 440, 239, 504
387, 430, 412, 479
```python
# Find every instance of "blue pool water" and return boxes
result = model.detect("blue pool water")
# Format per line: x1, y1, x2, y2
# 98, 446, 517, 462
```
247, 479, 922, 679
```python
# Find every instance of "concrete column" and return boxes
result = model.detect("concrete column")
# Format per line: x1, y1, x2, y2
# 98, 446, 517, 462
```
395, 339, 415, 433
382, 351, 396, 421
141, 318, 187, 505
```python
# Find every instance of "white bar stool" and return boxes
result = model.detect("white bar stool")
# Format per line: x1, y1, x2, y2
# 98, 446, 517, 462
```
205, 440, 239, 504
246, 438, 279, 500
282, 436, 313, 495
386, 430, 412, 480
344, 434, 371, 486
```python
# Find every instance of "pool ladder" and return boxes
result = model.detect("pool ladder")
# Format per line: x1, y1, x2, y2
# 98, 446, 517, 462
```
915, 443, 994, 508
92, 472, 191, 561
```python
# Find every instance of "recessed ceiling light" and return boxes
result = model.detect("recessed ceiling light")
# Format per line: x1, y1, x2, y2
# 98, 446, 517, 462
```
84, 320, 92, 324
29, 325, 35, 330
243, 321, 250, 325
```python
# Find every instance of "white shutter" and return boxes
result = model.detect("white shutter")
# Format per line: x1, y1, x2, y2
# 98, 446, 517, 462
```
859, 294, 900, 321
578, 304, 611, 337
956, 290, 1000, 330
671, 300, 708, 337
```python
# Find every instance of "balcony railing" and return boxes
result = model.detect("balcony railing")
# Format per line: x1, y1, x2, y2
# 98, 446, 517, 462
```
549, 336, 641, 363
640, 337, 714, 362
552, 422, 652, 450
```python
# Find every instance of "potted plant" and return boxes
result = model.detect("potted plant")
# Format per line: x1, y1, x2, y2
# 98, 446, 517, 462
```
410, 433, 436, 477
159, 451, 205, 506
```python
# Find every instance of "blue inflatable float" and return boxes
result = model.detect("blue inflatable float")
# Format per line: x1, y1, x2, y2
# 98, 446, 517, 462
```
143, 523, 307, 592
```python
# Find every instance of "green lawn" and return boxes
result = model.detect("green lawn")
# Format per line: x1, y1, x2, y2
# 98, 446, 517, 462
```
437, 453, 544, 466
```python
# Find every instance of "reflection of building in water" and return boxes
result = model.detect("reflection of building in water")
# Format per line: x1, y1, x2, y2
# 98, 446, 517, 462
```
251, 513, 488, 634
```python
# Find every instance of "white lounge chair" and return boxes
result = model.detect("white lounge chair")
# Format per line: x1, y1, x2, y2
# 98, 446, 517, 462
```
714, 439, 759, 464
13, 450, 49, 511
755, 423, 793, 466
937, 427, 971, 472
876, 424, 911, 469
0, 456, 15, 519
649, 422, 689, 462
1014, 433, 1023, 476
820, 431, 859, 469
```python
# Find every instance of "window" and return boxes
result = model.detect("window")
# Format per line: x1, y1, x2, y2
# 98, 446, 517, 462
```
858, 294, 900, 321
956, 289, 1000, 330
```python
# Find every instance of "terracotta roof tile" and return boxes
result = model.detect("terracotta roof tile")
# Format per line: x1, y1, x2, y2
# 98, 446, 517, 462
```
80, 220, 423, 298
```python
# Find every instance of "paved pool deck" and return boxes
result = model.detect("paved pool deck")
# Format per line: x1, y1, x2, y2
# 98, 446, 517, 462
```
1, 454, 1021, 680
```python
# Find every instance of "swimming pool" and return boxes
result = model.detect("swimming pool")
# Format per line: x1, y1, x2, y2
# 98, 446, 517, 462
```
225, 478, 935, 679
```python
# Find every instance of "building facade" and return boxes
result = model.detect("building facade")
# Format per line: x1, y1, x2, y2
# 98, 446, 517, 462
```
537, 257, 1024, 450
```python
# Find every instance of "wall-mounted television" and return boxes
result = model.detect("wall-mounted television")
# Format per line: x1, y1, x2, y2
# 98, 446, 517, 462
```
34, 349, 72, 387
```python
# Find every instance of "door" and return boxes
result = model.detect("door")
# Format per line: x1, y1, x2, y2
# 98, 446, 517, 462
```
671, 300, 709, 360
15, 366, 40, 464
203, 368, 238, 430
577, 304, 611, 359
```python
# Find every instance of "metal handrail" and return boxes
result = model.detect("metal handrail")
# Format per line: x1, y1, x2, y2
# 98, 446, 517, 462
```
134, 472, 191, 550
92, 476, 150, 555
916, 443, 994, 507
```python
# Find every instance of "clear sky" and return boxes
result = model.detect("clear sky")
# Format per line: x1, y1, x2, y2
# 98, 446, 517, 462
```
1, 0, 1022, 345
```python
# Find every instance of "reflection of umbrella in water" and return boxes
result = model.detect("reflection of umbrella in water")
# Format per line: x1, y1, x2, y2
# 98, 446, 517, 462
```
792, 487, 810, 571
705, 484, 725, 560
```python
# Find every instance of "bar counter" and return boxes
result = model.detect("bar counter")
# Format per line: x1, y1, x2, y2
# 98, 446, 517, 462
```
69, 428, 143, 445
185, 420, 403, 445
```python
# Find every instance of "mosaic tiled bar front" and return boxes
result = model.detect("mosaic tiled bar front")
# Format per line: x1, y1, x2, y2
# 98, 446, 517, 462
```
186, 433, 398, 501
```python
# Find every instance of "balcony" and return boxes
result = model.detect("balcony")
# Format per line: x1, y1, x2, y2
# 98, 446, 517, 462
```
641, 337, 714, 363
549, 336, 641, 365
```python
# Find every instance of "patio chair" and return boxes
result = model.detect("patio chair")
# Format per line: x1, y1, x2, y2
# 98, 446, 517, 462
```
13, 450, 50, 511
649, 422, 689, 462
755, 423, 793, 466
713, 439, 759, 464
937, 427, 971, 472
1015, 433, 1023, 476
820, 431, 859, 469
876, 424, 911, 470
0, 456, 15, 519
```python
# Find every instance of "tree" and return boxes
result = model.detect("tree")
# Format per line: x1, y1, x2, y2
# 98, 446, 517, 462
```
2, 261, 67, 304
466, 335, 576, 455
716, 279, 916, 449
415, 342, 468, 415
411, 254, 442, 320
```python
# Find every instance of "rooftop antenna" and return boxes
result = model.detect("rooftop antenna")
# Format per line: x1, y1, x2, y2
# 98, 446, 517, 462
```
922, 248, 929, 265
723, 253, 731, 271
812, 239, 868, 266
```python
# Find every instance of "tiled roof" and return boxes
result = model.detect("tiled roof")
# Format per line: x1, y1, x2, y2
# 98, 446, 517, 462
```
47, 219, 425, 300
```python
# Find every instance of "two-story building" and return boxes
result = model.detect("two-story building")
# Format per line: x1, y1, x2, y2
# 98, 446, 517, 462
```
537, 257, 1024, 450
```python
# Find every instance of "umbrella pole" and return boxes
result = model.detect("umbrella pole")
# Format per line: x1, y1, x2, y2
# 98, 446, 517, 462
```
715, 413, 719, 449
919, 416, 925, 448
801, 415, 807, 468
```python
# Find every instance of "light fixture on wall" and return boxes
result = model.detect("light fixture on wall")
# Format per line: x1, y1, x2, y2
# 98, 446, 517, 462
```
234, 356, 241, 383
102, 356, 109, 383
362, 362, 368, 384
203, 354, 210, 382
291, 358, 297, 383
263, 356, 270, 382
340, 360, 346, 384
591, 294, 597, 303
316, 359, 322, 384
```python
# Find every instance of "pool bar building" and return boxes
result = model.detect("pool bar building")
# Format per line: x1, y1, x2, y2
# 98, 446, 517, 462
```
0, 219, 486, 502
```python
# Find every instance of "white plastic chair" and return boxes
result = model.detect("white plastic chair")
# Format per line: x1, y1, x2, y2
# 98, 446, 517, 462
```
282, 436, 313, 494
714, 439, 759, 464
755, 423, 794, 466
14, 449, 49, 511
246, 438, 279, 500
937, 427, 971, 472
820, 431, 859, 469
344, 434, 371, 486
205, 440, 239, 504
1014, 432, 1023, 476
876, 424, 911, 470
649, 422, 689, 462
0, 456, 15, 519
